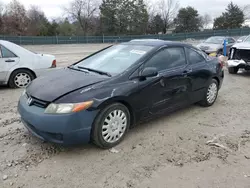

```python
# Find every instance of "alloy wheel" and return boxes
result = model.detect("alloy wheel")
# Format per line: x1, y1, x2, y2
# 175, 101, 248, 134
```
14, 73, 31, 88
207, 83, 218, 104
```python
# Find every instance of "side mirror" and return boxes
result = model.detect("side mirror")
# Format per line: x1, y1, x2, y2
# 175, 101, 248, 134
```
140, 67, 158, 78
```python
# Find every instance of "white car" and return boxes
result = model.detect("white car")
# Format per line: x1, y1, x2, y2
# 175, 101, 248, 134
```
236, 35, 248, 43
227, 35, 250, 74
0, 40, 56, 88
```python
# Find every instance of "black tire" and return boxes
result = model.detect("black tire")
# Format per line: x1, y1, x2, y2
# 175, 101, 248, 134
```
199, 79, 219, 107
228, 67, 239, 74
9, 69, 35, 88
91, 103, 130, 149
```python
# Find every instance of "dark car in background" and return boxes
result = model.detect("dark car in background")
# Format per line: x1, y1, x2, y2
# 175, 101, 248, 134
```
18, 39, 224, 149
196, 36, 236, 55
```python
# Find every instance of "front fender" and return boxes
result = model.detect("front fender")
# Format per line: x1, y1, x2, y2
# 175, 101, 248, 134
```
93, 96, 132, 109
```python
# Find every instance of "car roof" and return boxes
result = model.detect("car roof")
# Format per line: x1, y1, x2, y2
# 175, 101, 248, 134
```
0, 40, 11, 45
0, 40, 18, 47
0, 40, 34, 56
123, 39, 192, 48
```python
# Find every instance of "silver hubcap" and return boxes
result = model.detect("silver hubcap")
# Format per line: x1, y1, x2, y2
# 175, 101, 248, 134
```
14, 73, 31, 88
207, 83, 218, 104
102, 110, 127, 143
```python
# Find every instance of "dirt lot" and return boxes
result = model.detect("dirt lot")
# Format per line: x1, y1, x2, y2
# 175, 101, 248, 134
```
1, 44, 250, 188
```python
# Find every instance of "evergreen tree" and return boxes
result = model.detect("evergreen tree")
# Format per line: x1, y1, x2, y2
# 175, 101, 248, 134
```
214, 2, 244, 29
174, 6, 202, 33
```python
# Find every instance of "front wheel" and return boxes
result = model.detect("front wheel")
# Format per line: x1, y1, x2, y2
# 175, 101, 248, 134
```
9, 69, 35, 88
199, 79, 219, 107
91, 103, 130, 149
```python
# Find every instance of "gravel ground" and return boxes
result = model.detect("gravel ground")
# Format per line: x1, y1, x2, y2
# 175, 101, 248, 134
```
1, 44, 250, 188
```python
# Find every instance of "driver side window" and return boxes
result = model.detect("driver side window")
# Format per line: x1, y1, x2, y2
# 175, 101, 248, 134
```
144, 47, 186, 72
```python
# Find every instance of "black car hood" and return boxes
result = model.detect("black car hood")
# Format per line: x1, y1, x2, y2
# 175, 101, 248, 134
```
26, 68, 109, 102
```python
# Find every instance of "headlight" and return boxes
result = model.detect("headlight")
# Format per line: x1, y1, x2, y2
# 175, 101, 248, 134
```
210, 48, 217, 52
44, 101, 93, 114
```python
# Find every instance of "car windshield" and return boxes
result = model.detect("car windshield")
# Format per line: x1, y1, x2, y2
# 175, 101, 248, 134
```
244, 36, 250, 43
75, 44, 153, 75
204, 37, 224, 44
238, 36, 246, 41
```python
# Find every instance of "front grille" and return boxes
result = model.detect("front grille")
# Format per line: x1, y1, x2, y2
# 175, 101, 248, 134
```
26, 93, 49, 108
32, 98, 48, 108
229, 48, 250, 62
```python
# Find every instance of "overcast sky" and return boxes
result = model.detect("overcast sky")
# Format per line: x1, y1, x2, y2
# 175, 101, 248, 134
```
1, 0, 249, 19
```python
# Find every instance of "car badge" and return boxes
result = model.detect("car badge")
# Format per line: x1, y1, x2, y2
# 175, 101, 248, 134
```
27, 97, 33, 106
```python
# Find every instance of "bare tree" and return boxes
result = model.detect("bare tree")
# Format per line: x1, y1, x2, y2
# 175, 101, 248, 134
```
0, 2, 3, 34
201, 13, 212, 29
27, 5, 48, 35
0, 1, 3, 13
145, 0, 157, 33
28, 6, 45, 21
145, 0, 157, 18
242, 4, 250, 20
4, 0, 28, 35
158, 0, 179, 33
65, 0, 99, 35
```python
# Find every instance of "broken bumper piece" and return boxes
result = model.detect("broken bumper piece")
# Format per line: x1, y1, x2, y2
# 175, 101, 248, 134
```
227, 59, 250, 69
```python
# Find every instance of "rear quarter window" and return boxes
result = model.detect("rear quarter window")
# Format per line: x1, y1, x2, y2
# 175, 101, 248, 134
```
186, 48, 206, 64
1, 45, 17, 58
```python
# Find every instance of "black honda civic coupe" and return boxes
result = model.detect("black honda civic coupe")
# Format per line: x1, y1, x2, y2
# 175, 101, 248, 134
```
18, 39, 224, 149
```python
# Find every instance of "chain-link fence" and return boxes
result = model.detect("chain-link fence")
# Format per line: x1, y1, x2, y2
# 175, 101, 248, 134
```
1, 28, 250, 45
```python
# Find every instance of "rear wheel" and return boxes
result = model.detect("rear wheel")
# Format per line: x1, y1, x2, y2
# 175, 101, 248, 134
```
228, 67, 239, 74
92, 103, 130, 149
199, 79, 219, 107
9, 69, 35, 88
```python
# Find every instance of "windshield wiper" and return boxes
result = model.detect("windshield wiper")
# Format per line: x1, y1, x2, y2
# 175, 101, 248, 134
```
68, 65, 89, 73
77, 66, 112, 77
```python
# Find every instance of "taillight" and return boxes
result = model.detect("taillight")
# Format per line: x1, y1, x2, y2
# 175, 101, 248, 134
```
51, 60, 56, 68
218, 56, 224, 68
219, 60, 224, 68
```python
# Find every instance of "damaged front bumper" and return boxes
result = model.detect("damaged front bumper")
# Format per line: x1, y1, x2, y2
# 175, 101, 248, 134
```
227, 46, 250, 70
227, 59, 250, 70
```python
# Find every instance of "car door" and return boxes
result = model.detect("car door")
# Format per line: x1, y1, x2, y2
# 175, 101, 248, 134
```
185, 47, 211, 103
136, 46, 192, 115
0, 44, 19, 82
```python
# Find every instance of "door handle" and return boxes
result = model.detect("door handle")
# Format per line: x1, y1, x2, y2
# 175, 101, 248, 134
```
5, 59, 15, 63
182, 69, 192, 75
